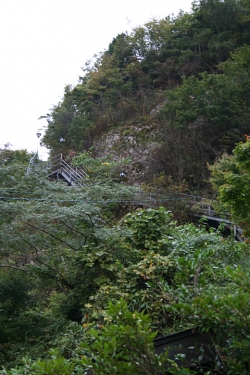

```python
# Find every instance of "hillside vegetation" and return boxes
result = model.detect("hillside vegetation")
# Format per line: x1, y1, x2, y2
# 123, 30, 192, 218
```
1, 144, 250, 373
42, 0, 250, 189
1, 0, 250, 373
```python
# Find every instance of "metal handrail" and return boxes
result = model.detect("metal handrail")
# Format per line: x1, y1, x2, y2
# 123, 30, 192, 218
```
47, 154, 89, 185
26, 152, 47, 175
132, 188, 244, 241
27, 153, 89, 186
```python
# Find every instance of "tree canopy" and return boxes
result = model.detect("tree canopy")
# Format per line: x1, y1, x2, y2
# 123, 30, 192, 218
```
2, 0, 250, 372
40, 0, 250, 189
210, 136, 250, 236
0, 152, 249, 373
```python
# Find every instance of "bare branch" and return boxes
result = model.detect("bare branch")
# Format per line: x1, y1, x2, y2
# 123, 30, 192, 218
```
0, 265, 28, 271
26, 221, 79, 251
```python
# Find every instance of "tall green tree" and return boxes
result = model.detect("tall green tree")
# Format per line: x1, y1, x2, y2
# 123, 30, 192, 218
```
210, 137, 250, 237
0, 147, 33, 165
158, 46, 250, 187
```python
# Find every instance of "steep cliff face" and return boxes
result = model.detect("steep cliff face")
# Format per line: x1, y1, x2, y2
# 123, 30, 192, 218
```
92, 114, 162, 183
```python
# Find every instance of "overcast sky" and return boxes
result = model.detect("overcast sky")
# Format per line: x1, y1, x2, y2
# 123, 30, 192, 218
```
0, 0, 192, 159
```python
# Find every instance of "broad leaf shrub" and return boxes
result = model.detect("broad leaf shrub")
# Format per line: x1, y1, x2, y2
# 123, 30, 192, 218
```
210, 137, 250, 237
0, 301, 193, 375
75, 299, 192, 375
1, 172, 249, 375
0, 350, 75, 375
166, 259, 250, 373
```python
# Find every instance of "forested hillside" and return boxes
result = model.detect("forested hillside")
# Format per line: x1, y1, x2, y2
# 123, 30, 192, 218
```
1, 0, 250, 373
1, 142, 250, 374
42, 0, 250, 189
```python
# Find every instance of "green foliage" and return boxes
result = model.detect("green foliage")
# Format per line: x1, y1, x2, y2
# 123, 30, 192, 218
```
167, 265, 250, 373
81, 211, 245, 337
158, 45, 250, 187
164, 72, 243, 132
0, 147, 33, 166
0, 302, 193, 375
0, 157, 138, 364
79, 299, 171, 375
41, 0, 250, 190
210, 138, 250, 236
71, 151, 130, 182
0, 272, 32, 343
1, 350, 75, 375
1, 150, 250, 373
120, 207, 174, 252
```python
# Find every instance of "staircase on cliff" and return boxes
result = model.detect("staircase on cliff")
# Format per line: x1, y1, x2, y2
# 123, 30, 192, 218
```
26, 155, 243, 240
27, 153, 89, 186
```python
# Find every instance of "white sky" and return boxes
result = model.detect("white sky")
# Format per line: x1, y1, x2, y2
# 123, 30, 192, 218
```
0, 0, 192, 160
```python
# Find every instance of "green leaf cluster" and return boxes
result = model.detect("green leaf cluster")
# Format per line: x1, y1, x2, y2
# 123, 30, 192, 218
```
210, 137, 250, 236
0, 153, 250, 373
